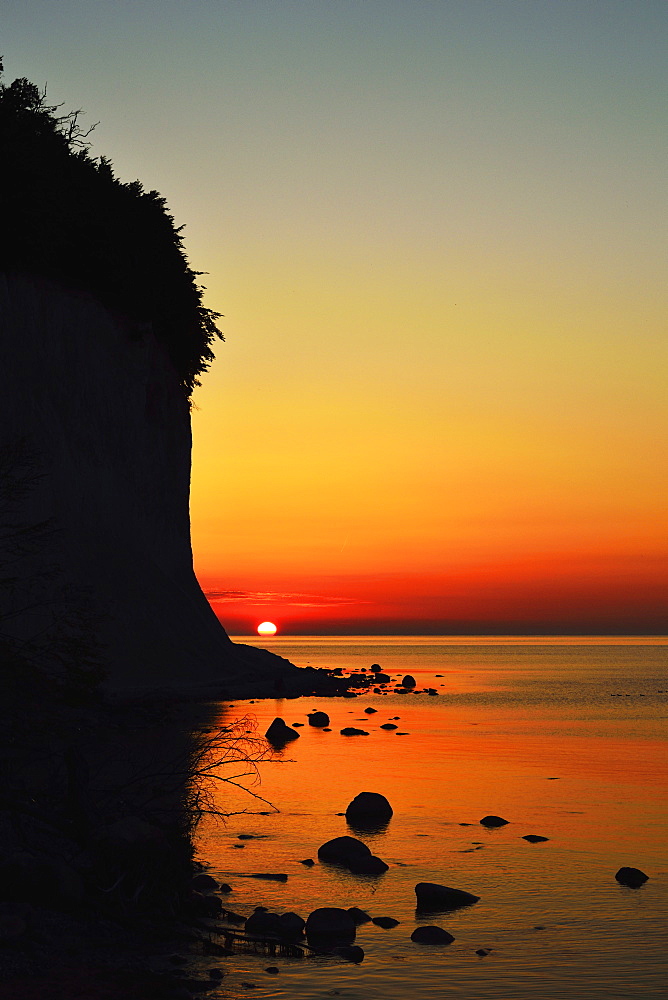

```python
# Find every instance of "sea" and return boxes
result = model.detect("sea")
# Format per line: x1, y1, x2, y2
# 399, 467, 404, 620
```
192, 636, 668, 999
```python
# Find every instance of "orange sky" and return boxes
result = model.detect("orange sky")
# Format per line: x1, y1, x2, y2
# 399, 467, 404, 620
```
9, 3, 665, 634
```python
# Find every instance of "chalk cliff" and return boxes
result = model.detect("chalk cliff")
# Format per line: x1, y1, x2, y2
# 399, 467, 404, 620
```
0, 271, 296, 694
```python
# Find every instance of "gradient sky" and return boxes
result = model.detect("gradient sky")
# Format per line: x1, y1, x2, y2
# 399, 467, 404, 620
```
5, 2, 667, 633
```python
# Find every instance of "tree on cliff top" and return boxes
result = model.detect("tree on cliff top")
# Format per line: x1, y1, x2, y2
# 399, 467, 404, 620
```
0, 61, 222, 398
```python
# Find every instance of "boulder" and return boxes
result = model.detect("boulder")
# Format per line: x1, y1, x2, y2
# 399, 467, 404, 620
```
265, 718, 300, 746
402, 675, 417, 688
480, 815, 509, 828
374, 674, 391, 683
364, 707, 377, 714
345, 792, 393, 826
522, 835, 549, 843
306, 907, 356, 944
191, 892, 223, 917
615, 867, 649, 887
347, 906, 372, 924
191, 873, 219, 892
411, 925, 455, 945
299, 858, 315, 867
318, 836, 371, 865
372, 916, 399, 928
246, 908, 281, 936
278, 911, 305, 938
340, 727, 369, 736
347, 855, 389, 875
307, 711, 330, 727
415, 882, 480, 911
370, 664, 382, 672
380, 723, 398, 730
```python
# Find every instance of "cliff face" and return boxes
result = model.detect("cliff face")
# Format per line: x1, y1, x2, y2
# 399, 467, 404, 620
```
0, 272, 287, 694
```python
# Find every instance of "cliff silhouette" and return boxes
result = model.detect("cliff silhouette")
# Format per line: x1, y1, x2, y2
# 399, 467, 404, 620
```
0, 65, 328, 697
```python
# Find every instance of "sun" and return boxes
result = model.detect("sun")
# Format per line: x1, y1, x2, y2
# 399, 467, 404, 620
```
257, 621, 277, 636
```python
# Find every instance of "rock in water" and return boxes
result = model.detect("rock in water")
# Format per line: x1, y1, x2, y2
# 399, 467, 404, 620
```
345, 792, 393, 826
347, 907, 372, 924
522, 835, 549, 843
278, 912, 305, 938
340, 727, 369, 736
402, 674, 417, 688
615, 867, 649, 887
480, 815, 509, 827
415, 882, 480, 910
411, 925, 455, 945
372, 916, 399, 928
318, 837, 372, 865
306, 907, 356, 945
307, 711, 330, 727
265, 718, 300, 745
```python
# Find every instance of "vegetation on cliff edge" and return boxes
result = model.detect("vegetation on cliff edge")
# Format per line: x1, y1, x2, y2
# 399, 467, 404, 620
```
0, 60, 222, 398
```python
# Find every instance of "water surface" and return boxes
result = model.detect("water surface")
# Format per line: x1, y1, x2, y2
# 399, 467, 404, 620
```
193, 637, 667, 999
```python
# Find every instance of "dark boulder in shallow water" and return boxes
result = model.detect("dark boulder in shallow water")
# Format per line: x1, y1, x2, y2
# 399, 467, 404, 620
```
319, 836, 388, 875
265, 718, 300, 746
615, 866, 649, 887
278, 911, 305, 938
372, 916, 399, 928
306, 907, 356, 945
345, 792, 393, 826
340, 727, 368, 736
347, 906, 372, 924
364, 706, 377, 714
480, 815, 509, 827
318, 836, 371, 866
402, 674, 417, 688
245, 908, 281, 936
411, 925, 455, 945
347, 854, 388, 875
380, 723, 398, 730
522, 834, 549, 843
415, 882, 480, 911
308, 711, 330, 727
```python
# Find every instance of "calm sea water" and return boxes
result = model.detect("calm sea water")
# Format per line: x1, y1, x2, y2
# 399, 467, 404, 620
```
193, 637, 668, 999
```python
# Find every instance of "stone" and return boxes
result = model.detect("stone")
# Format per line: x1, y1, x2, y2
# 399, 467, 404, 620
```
219, 883, 232, 893
364, 707, 377, 714
340, 727, 368, 736
265, 718, 300, 745
208, 969, 224, 979
480, 815, 509, 827
191, 873, 219, 892
245, 908, 281, 936
306, 907, 356, 944
375, 674, 391, 683
415, 882, 480, 911
370, 664, 382, 671
475, 948, 490, 956
615, 867, 649, 887
278, 911, 305, 938
345, 791, 393, 826
347, 907, 372, 924
307, 711, 330, 727
318, 836, 371, 865
411, 925, 455, 945
347, 855, 388, 875
372, 916, 399, 928
402, 675, 417, 688
522, 835, 549, 843
265, 967, 280, 974
191, 892, 223, 917
380, 723, 398, 730
299, 858, 315, 867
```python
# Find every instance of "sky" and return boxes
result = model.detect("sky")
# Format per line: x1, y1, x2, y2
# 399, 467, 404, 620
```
4, 1, 667, 634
